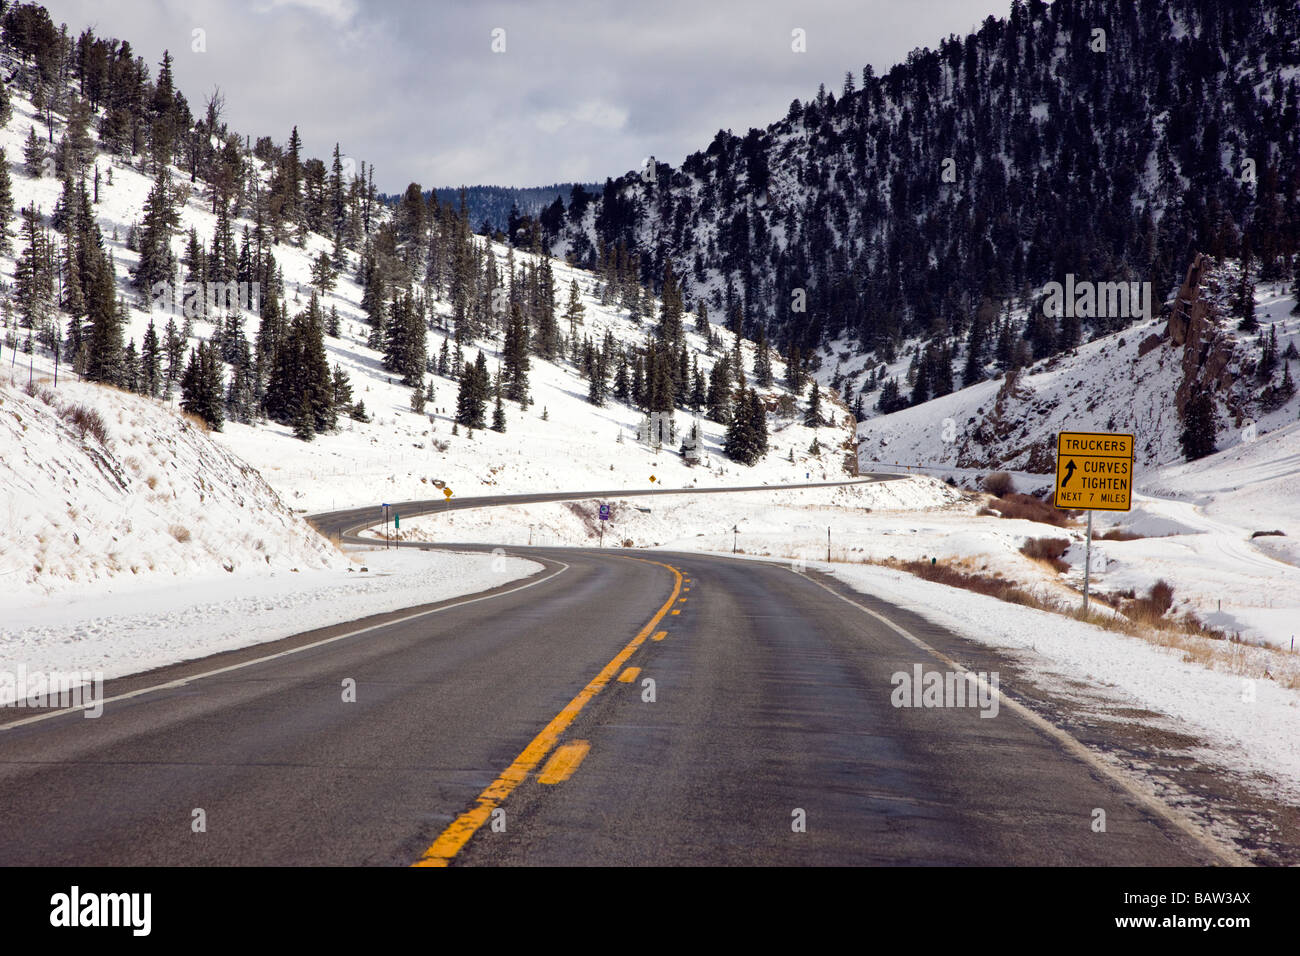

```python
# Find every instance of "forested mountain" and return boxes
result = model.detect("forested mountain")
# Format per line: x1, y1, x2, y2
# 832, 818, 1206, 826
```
524, 0, 1299, 367
411, 184, 598, 239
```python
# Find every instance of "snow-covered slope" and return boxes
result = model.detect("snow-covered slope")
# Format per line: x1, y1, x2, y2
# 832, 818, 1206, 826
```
0, 371, 340, 597
855, 282, 1299, 475
1, 77, 853, 523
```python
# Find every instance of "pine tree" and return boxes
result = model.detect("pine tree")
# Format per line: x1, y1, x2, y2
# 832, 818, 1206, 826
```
1179, 388, 1218, 461
180, 342, 224, 430
563, 279, 585, 340
492, 394, 507, 433
292, 391, 315, 441
455, 350, 489, 429
588, 339, 608, 406
657, 260, 683, 345
503, 303, 530, 402
141, 318, 162, 397
805, 380, 823, 426
23, 126, 45, 176
134, 167, 178, 291
0, 149, 13, 254
753, 326, 773, 387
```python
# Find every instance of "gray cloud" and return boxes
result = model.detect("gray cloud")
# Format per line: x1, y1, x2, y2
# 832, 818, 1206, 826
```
43, 0, 1010, 191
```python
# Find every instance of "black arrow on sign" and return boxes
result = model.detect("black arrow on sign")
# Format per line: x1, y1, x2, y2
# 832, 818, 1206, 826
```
1061, 459, 1077, 487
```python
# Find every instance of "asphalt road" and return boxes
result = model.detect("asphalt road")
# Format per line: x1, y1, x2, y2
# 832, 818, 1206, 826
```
0, 479, 1229, 865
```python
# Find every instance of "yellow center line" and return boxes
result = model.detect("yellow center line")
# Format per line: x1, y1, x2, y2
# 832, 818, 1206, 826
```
617, 666, 640, 683
670, 609, 681, 615
651, 630, 667, 642
537, 741, 590, 784
413, 558, 683, 867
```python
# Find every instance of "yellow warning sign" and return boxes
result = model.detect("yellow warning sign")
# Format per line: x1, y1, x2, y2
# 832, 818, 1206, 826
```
1054, 431, 1134, 512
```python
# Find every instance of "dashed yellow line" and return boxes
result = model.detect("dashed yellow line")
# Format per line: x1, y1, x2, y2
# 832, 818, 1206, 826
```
537, 741, 590, 784
670, 609, 680, 616
651, 630, 667, 642
412, 559, 683, 867
617, 666, 640, 683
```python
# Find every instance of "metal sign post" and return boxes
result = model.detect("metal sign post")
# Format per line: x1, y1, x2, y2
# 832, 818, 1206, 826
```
1084, 511, 1092, 612
1054, 431, 1134, 612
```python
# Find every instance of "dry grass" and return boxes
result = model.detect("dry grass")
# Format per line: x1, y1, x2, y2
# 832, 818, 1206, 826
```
179, 410, 211, 433
986, 492, 1077, 527
169, 524, 192, 543
59, 403, 110, 445
1095, 527, 1144, 541
1019, 536, 1071, 573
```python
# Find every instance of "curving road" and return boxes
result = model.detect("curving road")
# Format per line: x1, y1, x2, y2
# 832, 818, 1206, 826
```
0, 477, 1234, 865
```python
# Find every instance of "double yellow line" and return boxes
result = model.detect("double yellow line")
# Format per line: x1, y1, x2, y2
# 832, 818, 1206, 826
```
413, 559, 683, 866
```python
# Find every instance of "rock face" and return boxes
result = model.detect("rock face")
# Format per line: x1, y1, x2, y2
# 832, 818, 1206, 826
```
1166, 253, 1243, 423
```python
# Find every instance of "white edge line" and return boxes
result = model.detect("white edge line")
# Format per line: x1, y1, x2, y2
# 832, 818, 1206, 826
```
796, 567, 1248, 868
0, 558, 570, 732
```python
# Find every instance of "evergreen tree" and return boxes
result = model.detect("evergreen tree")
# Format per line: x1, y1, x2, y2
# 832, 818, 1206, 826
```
180, 342, 224, 430
753, 326, 773, 387
0, 149, 13, 254
23, 126, 45, 176
724, 389, 767, 465
503, 303, 530, 402
563, 279, 585, 340
134, 167, 179, 291
141, 318, 162, 397
492, 394, 507, 433
292, 391, 315, 441
1179, 388, 1219, 461
706, 358, 733, 423
805, 379, 823, 426
657, 260, 683, 345
455, 350, 489, 428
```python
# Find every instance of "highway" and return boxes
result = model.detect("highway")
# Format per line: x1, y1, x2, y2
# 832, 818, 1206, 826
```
0, 478, 1234, 865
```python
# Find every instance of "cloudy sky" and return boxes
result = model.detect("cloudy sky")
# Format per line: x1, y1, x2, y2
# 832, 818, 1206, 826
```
44, 0, 1009, 192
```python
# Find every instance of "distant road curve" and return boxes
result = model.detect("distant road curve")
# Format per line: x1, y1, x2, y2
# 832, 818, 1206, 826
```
308, 474, 911, 545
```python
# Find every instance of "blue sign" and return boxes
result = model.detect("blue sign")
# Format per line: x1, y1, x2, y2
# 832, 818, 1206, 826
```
599, 504, 611, 521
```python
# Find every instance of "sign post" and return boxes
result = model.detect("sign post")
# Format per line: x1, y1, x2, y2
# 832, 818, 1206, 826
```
381, 503, 390, 549
1053, 431, 1135, 612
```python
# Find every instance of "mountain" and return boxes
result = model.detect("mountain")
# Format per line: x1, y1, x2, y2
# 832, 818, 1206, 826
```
412, 184, 600, 239
529, 0, 1299, 370
856, 255, 1299, 473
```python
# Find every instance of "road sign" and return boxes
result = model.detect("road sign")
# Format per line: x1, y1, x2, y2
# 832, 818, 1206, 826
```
394, 512, 399, 529
649, 475, 656, 483
1054, 431, 1134, 512
599, 504, 610, 521
443, 488, 453, 499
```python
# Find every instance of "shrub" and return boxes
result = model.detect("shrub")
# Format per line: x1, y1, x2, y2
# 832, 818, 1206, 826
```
990, 493, 1075, 527
1020, 536, 1071, 572
61, 403, 110, 445
169, 525, 192, 543
982, 470, 1016, 496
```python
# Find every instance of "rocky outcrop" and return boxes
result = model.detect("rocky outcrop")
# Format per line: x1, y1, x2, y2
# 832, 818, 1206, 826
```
1166, 253, 1241, 420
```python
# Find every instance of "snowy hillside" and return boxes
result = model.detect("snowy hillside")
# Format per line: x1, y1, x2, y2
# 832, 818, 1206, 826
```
0, 60, 851, 531
854, 276, 1299, 475
0, 370, 340, 597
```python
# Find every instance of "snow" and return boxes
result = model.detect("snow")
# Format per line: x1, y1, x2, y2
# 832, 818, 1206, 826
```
0, 547, 539, 686
0, 371, 341, 596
